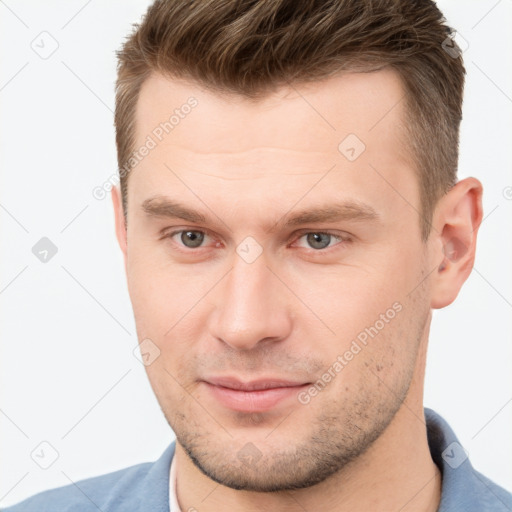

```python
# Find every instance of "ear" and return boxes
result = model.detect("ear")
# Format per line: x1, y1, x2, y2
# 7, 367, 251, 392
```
111, 185, 128, 275
430, 177, 483, 309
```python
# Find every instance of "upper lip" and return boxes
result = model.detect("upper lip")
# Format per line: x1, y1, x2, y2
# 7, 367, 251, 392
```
204, 376, 309, 391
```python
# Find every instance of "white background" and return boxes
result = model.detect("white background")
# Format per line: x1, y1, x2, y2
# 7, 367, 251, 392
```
1, 0, 511, 507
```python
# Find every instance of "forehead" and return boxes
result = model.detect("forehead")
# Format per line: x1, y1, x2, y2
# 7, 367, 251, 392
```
127, 69, 418, 236
134, 68, 409, 162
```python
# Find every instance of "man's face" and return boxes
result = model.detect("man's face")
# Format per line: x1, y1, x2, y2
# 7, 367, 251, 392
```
115, 69, 435, 491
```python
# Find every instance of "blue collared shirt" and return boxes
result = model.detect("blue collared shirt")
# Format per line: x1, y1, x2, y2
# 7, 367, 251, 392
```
3, 408, 511, 511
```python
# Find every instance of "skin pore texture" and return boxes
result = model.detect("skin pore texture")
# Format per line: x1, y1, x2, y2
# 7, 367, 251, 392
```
112, 68, 483, 511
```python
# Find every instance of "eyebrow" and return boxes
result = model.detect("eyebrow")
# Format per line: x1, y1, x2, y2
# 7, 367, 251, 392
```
141, 195, 380, 231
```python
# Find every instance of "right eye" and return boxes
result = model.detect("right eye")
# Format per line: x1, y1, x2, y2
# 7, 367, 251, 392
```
165, 229, 209, 249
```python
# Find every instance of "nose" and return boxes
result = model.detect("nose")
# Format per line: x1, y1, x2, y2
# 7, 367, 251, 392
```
207, 251, 293, 351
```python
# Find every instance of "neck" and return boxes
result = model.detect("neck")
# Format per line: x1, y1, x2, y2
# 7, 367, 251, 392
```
174, 410, 441, 512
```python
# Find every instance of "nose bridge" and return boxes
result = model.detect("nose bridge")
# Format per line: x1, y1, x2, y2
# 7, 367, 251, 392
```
209, 250, 291, 350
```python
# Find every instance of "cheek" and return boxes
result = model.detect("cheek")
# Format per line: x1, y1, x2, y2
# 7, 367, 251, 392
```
125, 247, 218, 389
290, 252, 416, 334
287, 246, 425, 380
125, 243, 203, 335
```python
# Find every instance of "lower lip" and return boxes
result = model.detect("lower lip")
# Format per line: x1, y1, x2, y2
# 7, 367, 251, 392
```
203, 382, 309, 413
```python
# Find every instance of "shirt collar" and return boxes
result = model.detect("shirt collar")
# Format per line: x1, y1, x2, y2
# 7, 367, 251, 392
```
425, 407, 511, 511
169, 451, 182, 512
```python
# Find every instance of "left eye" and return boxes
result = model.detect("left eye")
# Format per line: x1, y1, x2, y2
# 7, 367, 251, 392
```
295, 232, 345, 250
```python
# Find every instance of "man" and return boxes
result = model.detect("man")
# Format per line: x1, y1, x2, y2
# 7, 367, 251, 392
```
5, 0, 511, 511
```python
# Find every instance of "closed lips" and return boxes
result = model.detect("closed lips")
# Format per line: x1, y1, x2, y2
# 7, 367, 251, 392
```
204, 377, 309, 390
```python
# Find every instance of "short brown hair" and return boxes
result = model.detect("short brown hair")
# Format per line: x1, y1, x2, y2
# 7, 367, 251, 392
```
115, 0, 465, 240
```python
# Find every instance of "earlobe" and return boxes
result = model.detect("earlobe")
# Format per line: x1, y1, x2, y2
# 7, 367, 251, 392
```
430, 178, 483, 309
111, 186, 128, 267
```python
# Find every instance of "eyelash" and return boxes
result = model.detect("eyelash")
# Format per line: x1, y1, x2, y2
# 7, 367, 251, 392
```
162, 228, 352, 253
